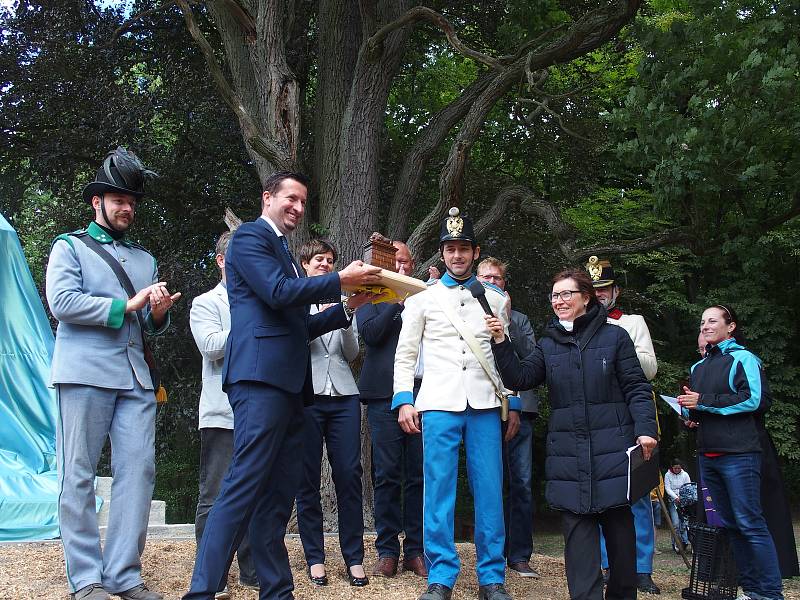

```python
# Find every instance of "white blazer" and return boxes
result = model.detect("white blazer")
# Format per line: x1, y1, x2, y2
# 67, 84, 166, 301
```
190, 282, 233, 429
394, 279, 510, 412
309, 302, 360, 396
608, 313, 658, 381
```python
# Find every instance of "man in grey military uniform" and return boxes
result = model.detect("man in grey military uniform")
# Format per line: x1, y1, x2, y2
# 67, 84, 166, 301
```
46, 148, 180, 600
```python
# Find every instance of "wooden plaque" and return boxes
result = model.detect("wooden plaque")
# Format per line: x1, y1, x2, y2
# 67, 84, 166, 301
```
363, 232, 397, 271
342, 269, 427, 304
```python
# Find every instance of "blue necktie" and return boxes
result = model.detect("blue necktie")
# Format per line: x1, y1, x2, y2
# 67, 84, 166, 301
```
280, 236, 292, 260
280, 236, 298, 276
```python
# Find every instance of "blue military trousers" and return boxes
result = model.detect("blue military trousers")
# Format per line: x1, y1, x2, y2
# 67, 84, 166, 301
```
600, 494, 655, 573
421, 407, 505, 588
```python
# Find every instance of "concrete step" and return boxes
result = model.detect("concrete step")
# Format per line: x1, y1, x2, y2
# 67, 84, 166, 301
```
99, 522, 195, 540
95, 476, 166, 527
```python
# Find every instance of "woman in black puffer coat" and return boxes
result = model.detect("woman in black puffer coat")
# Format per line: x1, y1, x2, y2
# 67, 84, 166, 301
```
486, 268, 657, 600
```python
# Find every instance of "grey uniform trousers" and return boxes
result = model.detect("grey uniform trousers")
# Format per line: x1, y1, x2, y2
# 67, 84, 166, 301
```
56, 379, 156, 594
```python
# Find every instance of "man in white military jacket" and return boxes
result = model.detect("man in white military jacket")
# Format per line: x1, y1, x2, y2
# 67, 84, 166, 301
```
392, 208, 520, 600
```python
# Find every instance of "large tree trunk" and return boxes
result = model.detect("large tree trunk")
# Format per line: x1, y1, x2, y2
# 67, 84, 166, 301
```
181, 0, 645, 539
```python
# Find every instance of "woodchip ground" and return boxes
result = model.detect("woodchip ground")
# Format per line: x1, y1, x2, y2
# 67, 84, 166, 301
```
2, 531, 799, 599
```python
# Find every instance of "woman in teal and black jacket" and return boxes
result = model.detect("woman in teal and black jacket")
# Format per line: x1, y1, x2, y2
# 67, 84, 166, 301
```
678, 305, 783, 600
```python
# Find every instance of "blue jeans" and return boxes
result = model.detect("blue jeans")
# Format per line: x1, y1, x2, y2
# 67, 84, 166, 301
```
503, 415, 534, 564
367, 398, 424, 559
700, 453, 783, 600
667, 498, 688, 546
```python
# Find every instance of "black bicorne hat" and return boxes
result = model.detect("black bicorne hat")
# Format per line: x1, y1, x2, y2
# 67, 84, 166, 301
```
586, 256, 616, 288
82, 147, 158, 203
439, 207, 477, 245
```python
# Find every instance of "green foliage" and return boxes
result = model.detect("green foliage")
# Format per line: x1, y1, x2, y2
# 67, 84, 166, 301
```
2, 0, 800, 520
610, 0, 800, 228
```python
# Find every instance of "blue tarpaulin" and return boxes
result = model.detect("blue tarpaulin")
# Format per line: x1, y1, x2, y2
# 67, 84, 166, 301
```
0, 212, 60, 541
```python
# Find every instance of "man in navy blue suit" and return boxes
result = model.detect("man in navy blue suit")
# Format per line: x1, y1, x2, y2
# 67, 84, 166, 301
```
183, 171, 381, 600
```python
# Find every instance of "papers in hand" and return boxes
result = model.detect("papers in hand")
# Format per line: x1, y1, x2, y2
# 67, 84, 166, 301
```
659, 394, 683, 416
627, 444, 660, 503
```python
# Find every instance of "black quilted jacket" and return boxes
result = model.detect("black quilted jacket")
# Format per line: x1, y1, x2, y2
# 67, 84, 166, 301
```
492, 304, 657, 514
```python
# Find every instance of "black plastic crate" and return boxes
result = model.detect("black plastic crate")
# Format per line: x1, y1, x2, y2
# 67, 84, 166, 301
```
681, 523, 738, 600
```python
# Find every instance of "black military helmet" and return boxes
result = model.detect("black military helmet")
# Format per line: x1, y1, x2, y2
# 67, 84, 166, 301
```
82, 147, 157, 203
439, 207, 477, 245
586, 256, 616, 288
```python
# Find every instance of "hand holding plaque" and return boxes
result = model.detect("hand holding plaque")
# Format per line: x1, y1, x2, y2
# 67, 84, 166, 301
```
339, 233, 427, 304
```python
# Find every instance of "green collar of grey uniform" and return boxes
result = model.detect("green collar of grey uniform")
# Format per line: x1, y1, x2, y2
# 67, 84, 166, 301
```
87, 221, 131, 246
52, 224, 151, 256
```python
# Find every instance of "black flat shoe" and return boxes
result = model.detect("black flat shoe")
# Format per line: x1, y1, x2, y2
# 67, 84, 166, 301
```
307, 566, 328, 586
348, 567, 369, 587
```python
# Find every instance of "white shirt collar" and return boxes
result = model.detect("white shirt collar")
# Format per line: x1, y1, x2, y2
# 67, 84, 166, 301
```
260, 215, 284, 238
259, 216, 298, 276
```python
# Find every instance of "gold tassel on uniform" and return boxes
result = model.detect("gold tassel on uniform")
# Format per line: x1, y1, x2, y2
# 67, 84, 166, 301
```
155, 385, 168, 404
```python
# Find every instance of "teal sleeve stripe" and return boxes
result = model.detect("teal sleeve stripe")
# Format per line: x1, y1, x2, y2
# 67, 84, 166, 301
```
145, 311, 171, 336
700, 353, 762, 415
107, 299, 126, 329
391, 391, 414, 410
681, 407, 690, 419
722, 353, 762, 414
508, 395, 521, 411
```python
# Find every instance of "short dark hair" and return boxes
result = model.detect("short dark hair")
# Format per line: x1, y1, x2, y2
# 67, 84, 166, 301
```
263, 170, 310, 195
552, 267, 598, 307
671, 458, 683, 467
299, 238, 338, 265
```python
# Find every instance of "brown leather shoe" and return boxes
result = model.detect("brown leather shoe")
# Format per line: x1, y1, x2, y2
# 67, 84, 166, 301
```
372, 556, 398, 578
402, 555, 428, 577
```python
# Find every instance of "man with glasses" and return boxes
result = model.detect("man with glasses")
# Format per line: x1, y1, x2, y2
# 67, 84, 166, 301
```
586, 257, 661, 595
476, 258, 540, 579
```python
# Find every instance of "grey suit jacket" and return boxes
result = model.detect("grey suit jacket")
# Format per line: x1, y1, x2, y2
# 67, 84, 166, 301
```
309, 302, 359, 396
46, 225, 168, 390
509, 309, 540, 414
190, 282, 234, 429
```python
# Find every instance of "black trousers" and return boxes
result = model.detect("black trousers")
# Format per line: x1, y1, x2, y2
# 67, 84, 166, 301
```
561, 506, 637, 600
295, 394, 365, 567
194, 427, 257, 587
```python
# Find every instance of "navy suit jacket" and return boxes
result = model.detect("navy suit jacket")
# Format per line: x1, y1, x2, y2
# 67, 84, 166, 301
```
356, 301, 404, 400
509, 309, 540, 415
222, 219, 349, 403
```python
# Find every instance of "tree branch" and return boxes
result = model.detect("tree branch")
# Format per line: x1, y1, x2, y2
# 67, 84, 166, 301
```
575, 229, 696, 262
515, 191, 698, 262
106, 0, 176, 46
176, 0, 291, 168
365, 6, 502, 69
406, 66, 523, 257
520, 97, 591, 141
387, 71, 496, 240
525, 0, 642, 70
400, 1, 642, 257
